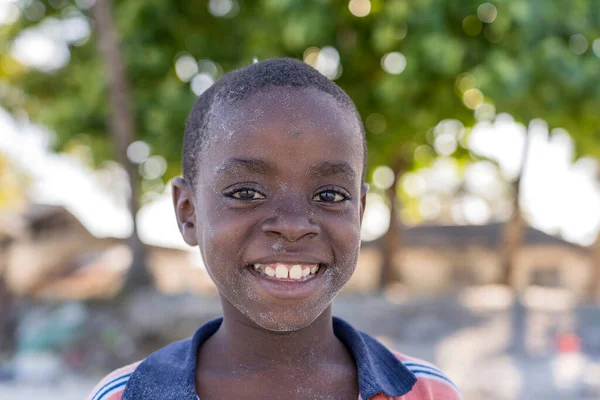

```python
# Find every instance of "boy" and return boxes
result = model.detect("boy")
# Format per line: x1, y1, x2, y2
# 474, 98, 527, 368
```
87, 58, 462, 400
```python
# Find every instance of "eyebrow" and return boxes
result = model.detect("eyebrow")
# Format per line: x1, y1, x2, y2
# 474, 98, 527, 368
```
309, 161, 357, 181
215, 158, 273, 176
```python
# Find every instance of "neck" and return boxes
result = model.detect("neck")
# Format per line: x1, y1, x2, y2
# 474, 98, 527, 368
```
210, 298, 343, 371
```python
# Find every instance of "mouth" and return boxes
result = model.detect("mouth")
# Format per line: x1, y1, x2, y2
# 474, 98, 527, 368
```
248, 262, 322, 282
245, 261, 327, 300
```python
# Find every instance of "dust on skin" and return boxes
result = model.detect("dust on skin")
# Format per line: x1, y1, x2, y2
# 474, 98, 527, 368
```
181, 86, 366, 334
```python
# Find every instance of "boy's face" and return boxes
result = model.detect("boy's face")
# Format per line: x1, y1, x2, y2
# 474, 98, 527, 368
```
173, 87, 367, 332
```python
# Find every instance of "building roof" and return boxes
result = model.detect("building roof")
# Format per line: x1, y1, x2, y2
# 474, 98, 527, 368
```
401, 222, 585, 250
0, 212, 25, 239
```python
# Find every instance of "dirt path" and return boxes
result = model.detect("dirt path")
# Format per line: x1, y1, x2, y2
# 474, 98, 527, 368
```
2, 291, 599, 399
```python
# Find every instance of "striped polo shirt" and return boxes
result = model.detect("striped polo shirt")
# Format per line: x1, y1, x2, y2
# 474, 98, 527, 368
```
87, 317, 462, 400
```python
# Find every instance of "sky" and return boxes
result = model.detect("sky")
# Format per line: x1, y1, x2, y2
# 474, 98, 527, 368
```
1, 106, 599, 250
468, 114, 600, 246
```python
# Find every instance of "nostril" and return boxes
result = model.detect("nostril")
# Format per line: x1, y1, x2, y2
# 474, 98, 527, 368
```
262, 215, 320, 242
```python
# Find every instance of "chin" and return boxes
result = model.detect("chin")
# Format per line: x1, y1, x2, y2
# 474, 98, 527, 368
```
247, 306, 328, 333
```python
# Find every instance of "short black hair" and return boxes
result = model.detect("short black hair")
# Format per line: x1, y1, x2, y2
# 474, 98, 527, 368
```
182, 57, 366, 186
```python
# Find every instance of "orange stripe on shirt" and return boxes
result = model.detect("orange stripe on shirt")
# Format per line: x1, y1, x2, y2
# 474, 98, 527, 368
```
85, 361, 142, 400
390, 351, 462, 400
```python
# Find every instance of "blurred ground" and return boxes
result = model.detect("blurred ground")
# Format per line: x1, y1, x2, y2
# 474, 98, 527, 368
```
1, 288, 599, 400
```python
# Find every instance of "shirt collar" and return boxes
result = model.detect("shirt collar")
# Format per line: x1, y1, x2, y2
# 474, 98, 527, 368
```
123, 316, 416, 400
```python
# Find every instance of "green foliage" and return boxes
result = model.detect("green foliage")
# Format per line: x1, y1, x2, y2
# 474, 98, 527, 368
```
0, 152, 29, 210
1, 0, 599, 193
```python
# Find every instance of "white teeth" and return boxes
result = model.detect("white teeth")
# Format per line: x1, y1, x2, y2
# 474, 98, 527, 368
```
289, 265, 302, 279
275, 264, 288, 279
252, 263, 321, 280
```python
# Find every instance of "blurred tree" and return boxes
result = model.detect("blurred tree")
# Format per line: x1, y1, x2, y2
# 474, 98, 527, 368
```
0, 153, 28, 356
90, 0, 151, 289
1, 0, 599, 291
571, 133, 600, 300
498, 129, 531, 287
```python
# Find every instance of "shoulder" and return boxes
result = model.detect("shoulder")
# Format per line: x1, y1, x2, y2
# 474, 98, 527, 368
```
85, 361, 143, 400
392, 352, 463, 400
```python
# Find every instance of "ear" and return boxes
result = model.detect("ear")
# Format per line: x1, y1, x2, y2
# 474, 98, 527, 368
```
359, 182, 369, 225
172, 177, 198, 246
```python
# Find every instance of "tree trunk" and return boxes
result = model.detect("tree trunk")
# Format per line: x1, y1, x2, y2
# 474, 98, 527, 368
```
378, 159, 406, 291
501, 128, 533, 355
499, 195, 524, 286
590, 233, 600, 302
589, 166, 600, 301
499, 129, 532, 287
0, 278, 16, 356
91, 0, 152, 290
0, 239, 16, 357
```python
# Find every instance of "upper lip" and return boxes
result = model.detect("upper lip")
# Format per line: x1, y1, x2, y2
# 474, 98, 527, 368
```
248, 255, 328, 266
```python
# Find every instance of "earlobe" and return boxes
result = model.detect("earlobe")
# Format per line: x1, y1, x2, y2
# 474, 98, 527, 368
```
359, 183, 369, 223
171, 177, 198, 246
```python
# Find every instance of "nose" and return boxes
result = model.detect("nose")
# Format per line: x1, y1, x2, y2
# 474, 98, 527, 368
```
262, 207, 321, 242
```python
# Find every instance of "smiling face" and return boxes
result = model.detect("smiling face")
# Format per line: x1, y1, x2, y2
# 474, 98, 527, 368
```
173, 87, 367, 332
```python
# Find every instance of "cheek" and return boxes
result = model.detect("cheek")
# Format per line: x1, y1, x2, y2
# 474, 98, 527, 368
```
196, 204, 249, 270
326, 213, 362, 284
197, 213, 258, 303
330, 208, 362, 253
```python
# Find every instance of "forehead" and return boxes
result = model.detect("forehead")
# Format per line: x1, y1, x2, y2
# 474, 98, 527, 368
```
199, 87, 364, 176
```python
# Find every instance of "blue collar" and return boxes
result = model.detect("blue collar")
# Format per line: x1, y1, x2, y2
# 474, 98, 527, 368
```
122, 316, 416, 400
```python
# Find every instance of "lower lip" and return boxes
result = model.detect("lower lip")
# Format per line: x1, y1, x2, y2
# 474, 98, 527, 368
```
246, 265, 326, 300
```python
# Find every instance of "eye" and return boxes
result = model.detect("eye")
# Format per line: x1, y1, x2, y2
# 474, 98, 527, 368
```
229, 189, 265, 200
313, 189, 348, 203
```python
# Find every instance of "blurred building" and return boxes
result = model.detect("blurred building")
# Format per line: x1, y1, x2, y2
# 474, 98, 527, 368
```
353, 224, 592, 297
1, 204, 213, 300
0, 205, 593, 299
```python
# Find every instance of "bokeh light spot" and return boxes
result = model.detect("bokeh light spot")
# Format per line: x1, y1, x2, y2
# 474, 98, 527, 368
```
140, 155, 167, 180
394, 22, 408, 40
198, 59, 220, 78
366, 113, 386, 134
24, 1, 46, 22
456, 73, 477, 93
593, 38, 600, 58
462, 15, 482, 36
464, 161, 504, 199
348, 0, 371, 17
303, 47, 320, 66
127, 141, 150, 164
175, 54, 198, 82
315, 46, 341, 80
11, 31, 71, 72
463, 88, 484, 110
569, 34, 588, 55
209, 0, 238, 18
62, 15, 91, 45
372, 166, 395, 190
360, 193, 390, 242
484, 24, 504, 43
477, 3, 498, 23
414, 144, 435, 165
0, 2, 20, 25
381, 52, 407, 75
475, 103, 496, 121
434, 133, 458, 156
462, 195, 491, 224
402, 173, 426, 197
191, 73, 214, 96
